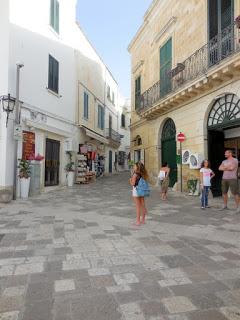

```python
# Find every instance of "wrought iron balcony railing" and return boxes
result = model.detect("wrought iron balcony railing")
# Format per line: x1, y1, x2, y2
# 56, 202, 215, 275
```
105, 128, 121, 143
136, 23, 240, 113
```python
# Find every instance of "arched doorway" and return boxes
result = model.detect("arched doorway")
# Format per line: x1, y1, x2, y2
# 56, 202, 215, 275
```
161, 118, 177, 187
208, 94, 240, 196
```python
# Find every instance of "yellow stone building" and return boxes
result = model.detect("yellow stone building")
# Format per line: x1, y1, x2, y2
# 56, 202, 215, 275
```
128, 0, 240, 195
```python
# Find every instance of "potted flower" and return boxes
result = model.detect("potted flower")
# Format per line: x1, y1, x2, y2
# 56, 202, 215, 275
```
187, 179, 199, 196
18, 159, 31, 199
65, 151, 75, 187
235, 16, 240, 28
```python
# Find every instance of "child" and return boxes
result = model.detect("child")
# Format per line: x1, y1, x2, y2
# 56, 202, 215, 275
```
200, 160, 215, 209
158, 162, 170, 200
130, 162, 149, 226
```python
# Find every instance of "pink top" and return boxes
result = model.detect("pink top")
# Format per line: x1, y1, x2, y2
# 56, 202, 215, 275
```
222, 158, 238, 180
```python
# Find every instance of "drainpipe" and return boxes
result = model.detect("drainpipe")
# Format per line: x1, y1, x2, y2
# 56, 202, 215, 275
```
13, 62, 24, 200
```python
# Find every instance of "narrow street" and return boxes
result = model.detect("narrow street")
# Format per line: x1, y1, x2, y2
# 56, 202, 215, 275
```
0, 172, 240, 320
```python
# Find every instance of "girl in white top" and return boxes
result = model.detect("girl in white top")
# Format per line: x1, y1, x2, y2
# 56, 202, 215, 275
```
200, 160, 215, 209
158, 162, 170, 200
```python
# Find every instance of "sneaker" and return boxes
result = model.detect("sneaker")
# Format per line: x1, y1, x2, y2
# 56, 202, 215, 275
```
201, 207, 205, 210
205, 206, 211, 209
219, 206, 228, 211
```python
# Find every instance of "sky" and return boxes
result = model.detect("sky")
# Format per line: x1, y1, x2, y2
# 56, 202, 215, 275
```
76, 0, 153, 98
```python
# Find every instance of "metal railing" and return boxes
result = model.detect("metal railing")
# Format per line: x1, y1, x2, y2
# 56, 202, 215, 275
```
105, 128, 121, 143
136, 23, 240, 113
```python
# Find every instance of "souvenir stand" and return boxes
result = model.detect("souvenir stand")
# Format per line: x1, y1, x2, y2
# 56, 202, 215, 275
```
76, 144, 96, 183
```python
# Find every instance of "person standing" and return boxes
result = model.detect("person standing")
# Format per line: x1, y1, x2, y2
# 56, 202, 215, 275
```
130, 162, 149, 225
200, 160, 215, 209
158, 162, 170, 200
219, 150, 240, 213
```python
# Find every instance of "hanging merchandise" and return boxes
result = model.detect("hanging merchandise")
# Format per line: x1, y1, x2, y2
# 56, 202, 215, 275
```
80, 145, 88, 154
76, 154, 87, 184
88, 145, 92, 152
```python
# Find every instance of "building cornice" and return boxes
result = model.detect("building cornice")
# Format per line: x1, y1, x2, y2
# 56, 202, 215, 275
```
128, 0, 159, 52
132, 60, 144, 74
152, 16, 177, 44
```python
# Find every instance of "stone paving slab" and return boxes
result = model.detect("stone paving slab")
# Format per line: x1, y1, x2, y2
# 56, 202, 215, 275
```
1, 172, 240, 319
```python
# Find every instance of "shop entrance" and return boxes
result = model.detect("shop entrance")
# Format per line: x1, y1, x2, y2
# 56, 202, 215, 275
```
208, 94, 240, 196
161, 118, 177, 187
45, 138, 60, 187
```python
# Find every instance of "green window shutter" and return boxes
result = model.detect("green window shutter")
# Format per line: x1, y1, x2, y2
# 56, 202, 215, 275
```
101, 107, 105, 129
50, 0, 59, 34
98, 105, 101, 128
50, 0, 54, 28
160, 38, 172, 97
53, 58, 59, 93
48, 55, 53, 90
135, 76, 141, 109
84, 92, 88, 119
55, 0, 59, 33
48, 55, 59, 93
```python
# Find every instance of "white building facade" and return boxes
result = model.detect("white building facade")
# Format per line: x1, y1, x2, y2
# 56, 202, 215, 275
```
0, 0, 130, 198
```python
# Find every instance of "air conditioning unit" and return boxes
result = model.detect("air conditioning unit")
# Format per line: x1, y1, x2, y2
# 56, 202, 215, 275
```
182, 150, 191, 164
189, 153, 203, 169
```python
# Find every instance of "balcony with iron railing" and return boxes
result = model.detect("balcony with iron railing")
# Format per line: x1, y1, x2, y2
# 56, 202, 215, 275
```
105, 128, 121, 147
136, 23, 240, 118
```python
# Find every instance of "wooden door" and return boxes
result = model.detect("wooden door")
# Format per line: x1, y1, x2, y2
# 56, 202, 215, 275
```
45, 139, 60, 186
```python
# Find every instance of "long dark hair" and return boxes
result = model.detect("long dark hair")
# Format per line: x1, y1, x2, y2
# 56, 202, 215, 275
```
201, 159, 210, 168
135, 162, 149, 180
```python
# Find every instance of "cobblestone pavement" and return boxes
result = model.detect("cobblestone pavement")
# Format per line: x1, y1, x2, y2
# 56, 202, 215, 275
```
1, 172, 240, 320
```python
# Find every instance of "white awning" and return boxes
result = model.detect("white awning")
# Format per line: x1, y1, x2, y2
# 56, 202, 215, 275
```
84, 127, 109, 145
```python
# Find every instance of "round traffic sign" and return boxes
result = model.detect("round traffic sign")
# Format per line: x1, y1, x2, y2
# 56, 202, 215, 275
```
177, 132, 185, 142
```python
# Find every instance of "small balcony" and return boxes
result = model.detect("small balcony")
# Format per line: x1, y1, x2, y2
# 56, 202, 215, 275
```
105, 128, 121, 148
136, 23, 240, 119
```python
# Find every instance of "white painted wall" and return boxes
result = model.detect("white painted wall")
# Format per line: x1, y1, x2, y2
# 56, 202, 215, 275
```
0, 0, 15, 189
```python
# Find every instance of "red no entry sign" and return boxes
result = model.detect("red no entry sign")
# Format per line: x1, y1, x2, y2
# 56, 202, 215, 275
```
177, 132, 185, 142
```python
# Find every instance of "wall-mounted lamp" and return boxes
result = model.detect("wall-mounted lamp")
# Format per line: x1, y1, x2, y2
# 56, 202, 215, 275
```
0, 94, 16, 127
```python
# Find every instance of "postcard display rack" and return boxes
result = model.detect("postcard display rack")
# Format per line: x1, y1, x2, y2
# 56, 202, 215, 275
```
76, 154, 87, 184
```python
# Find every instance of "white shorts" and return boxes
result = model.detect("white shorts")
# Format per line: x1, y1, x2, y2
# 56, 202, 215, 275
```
132, 187, 139, 197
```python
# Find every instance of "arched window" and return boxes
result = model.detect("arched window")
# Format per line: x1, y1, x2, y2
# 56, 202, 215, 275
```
136, 136, 142, 146
162, 118, 176, 141
208, 94, 240, 129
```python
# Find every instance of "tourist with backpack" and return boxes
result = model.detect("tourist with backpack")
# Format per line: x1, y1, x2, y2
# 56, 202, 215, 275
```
130, 162, 150, 226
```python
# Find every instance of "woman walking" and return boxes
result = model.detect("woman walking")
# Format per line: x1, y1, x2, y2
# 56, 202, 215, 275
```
200, 160, 215, 209
158, 162, 170, 200
130, 162, 149, 226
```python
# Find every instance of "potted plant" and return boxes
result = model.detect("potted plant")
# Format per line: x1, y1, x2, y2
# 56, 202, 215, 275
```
18, 159, 31, 199
65, 151, 75, 187
187, 179, 199, 196
235, 16, 240, 28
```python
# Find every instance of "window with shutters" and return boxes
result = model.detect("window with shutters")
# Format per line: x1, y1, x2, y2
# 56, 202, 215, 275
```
107, 85, 111, 99
98, 105, 105, 130
112, 92, 115, 105
121, 114, 126, 128
208, 0, 233, 40
50, 0, 59, 34
83, 92, 89, 120
48, 55, 59, 94
160, 38, 172, 97
135, 76, 141, 109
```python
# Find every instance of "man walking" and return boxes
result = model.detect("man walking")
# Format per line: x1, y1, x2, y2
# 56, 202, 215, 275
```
219, 150, 239, 213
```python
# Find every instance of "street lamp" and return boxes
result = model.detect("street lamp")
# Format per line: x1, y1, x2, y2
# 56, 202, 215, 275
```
0, 94, 16, 127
